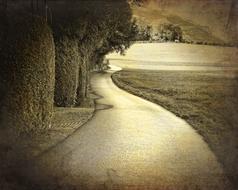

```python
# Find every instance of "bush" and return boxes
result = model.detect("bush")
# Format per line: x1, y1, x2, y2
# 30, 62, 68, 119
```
0, 16, 55, 134
54, 36, 79, 107
136, 25, 152, 41
158, 23, 183, 42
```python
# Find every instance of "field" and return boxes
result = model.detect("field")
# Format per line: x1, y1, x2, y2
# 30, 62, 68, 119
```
112, 69, 238, 187
132, 1, 238, 45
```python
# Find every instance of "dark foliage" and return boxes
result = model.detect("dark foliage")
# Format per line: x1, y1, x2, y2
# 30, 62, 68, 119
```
158, 23, 183, 42
54, 36, 79, 107
51, 0, 138, 106
0, 0, 138, 132
135, 25, 152, 41
0, 15, 55, 134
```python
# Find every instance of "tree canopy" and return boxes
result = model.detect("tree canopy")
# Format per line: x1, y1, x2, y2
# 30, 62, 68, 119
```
49, 0, 138, 56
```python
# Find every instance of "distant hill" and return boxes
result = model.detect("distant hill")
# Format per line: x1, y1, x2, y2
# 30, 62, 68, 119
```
130, 0, 238, 45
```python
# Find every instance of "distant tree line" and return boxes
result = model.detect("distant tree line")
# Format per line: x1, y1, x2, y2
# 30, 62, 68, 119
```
134, 23, 183, 42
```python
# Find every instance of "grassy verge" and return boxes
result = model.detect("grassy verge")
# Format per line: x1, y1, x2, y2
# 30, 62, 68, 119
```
112, 69, 238, 188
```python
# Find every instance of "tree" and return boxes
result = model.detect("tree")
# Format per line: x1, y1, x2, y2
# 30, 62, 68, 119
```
51, 0, 138, 106
136, 25, 152, 41
158, 23, 183, 42
91, 1, 138, 73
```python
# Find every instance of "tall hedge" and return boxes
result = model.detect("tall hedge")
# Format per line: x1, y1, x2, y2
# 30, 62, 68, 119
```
51, 1, 84, 107
54, 36, 79, 107
0, 16, 55, 134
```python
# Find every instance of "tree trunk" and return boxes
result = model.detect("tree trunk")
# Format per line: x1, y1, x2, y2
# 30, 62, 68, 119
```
76, 55, 89, 106
44, 0, 48, 22
226, 0, 236, 28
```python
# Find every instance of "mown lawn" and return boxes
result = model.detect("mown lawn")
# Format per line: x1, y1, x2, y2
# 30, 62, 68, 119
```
112, 69, 238, 188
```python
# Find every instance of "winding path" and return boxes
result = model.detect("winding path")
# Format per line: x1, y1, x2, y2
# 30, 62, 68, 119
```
25, 64, 231, 190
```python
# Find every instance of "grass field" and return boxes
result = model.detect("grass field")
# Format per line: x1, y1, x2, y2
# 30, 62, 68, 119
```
132, 1, 238, 45
112, 69, 238, 188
